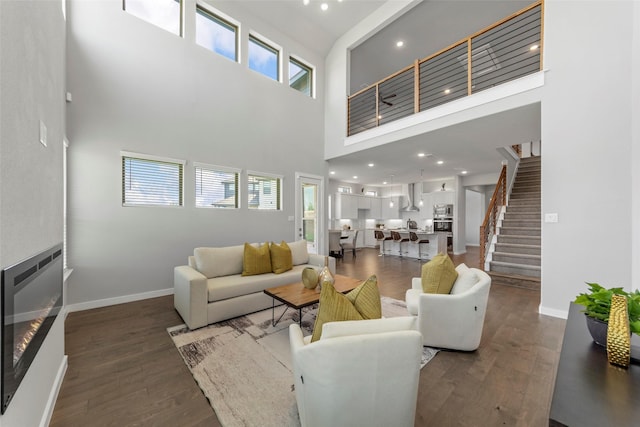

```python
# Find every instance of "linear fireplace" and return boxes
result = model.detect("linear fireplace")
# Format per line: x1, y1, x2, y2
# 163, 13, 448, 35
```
1, 243, 63, 413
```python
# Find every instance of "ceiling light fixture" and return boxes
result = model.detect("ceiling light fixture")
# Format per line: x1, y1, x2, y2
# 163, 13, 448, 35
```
418, 153, 425, 157
383, 181, 388, 185
396, 40, 404, 48
320, 2, 328, 11
353, 175, 358, 179
437, 160, 444, 165
330, 170, 336, 175
368, 163, 374, 167
461, 170, 468, 174
303, 0, 310, 5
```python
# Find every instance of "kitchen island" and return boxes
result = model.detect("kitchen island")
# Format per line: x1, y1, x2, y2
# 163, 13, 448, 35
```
377, 230, 447, 260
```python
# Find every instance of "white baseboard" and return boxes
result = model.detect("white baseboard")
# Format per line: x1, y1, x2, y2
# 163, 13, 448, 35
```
40, 355, 68, 427
66, 288, 174, 313
539, 305, 568, 319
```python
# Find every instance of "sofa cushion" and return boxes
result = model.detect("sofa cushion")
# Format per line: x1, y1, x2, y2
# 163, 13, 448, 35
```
270, 241, 293, 274
451, 266, 478, 295
311, 282, 364, 343
345, 275, 382, 320
194, 245, 245, 279
242, 242, 272, 276
288, 240, 309, 266
421, 252, 458, 294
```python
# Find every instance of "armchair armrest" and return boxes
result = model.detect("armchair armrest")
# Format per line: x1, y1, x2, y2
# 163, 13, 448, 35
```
174, 265, 208, 329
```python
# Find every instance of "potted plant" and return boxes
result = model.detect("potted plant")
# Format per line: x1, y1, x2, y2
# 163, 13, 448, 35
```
574, 282, 640, 346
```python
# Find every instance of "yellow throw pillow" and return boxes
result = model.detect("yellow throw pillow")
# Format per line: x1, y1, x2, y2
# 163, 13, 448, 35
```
241, 242, 272, 276
345, 275, 382, 320
421, 252, 458, 294
311, 282, 364, 343
270, 241, 293, 274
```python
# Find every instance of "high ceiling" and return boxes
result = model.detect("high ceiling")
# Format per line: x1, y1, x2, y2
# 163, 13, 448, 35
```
231, 0, 541, 187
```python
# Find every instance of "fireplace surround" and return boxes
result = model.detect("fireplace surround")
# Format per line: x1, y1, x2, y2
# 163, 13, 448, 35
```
1, 243, 63, 413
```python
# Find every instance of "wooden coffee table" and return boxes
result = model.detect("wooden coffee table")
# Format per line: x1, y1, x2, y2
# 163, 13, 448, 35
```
263, 274, 362, 327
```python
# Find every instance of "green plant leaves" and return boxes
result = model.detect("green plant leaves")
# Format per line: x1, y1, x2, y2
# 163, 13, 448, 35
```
574, 282, 640, 335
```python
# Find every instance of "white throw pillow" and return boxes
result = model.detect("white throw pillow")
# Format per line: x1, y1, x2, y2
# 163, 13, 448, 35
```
450, 268, 478, 295
194, 245, 245, 278
288, 240, 309, 265
455, 263, 470, 276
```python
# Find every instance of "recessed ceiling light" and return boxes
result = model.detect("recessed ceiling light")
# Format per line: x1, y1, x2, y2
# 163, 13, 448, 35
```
368, 163, 374, 167
437, 160, 444, 165
320, 2, 328, 11
461, 170, 468, 174
444, 88, 451, 94
396, 40, 404, 48
330, 171, 336, 175
530, 44, 539, 51
382, 181, 388, 185
353, 175, 358, 179
303, 0, 310, 5
418, 153, 425, 157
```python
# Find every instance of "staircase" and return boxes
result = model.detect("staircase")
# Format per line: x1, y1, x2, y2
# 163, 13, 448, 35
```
489, 156, 541, 290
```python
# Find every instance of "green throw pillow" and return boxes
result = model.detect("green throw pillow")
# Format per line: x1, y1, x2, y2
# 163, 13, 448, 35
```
311, 282, 364, 342
311, 275, 382, 342
241, 243, 272, 276
345, 275, 382, 320
421, 252, 458, 294
270, 241, 293, 274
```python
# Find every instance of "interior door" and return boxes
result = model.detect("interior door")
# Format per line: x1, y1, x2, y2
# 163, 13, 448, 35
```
295, 173, 324, 254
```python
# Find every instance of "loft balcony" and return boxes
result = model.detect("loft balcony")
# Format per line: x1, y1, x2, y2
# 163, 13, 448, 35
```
347, 1, 543, 137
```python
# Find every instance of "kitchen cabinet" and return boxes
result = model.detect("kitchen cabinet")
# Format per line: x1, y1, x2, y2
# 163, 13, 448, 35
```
368, 198, 382, 219
363, 229, 378, 247
335, 193, 358, 219
432, 191, 455, 206
381, 197, 400, 219
419, 193, 434, 219
358, 196, 371, 209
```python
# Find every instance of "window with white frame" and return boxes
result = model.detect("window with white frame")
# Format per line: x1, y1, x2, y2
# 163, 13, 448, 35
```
195, 4, 238, 62
248, 34, 280, 81
123, 0, 182, 36
337, 186, 352, 194
122, 152, 184, 206
289, 56, 313, 97
194, 163, 240, 208
247, 172, 282, 210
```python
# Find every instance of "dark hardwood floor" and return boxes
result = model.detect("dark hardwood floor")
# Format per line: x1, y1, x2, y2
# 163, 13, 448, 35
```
50, 247, 565, 426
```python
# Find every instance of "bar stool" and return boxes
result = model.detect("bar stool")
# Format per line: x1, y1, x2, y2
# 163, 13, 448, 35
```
374, 230, 393, 256
390, 231, 410, 257
409, 232, 430, 261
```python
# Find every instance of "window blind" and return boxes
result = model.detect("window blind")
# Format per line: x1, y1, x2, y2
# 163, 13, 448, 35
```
122, 155, 183, 206
195, 165, 239, 208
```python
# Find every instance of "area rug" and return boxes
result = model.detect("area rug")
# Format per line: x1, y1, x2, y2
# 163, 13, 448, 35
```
168, 296, 437, 427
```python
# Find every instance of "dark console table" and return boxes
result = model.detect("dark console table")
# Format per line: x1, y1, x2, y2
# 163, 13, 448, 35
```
549, 303, 640, 426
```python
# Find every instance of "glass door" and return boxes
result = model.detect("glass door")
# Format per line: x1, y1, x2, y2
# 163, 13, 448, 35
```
295, 173, 324, 254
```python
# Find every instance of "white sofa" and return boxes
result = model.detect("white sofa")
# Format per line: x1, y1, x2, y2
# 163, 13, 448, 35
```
405, 263, 491, 351
174, 240, 336, 329
289, 317, 422, 427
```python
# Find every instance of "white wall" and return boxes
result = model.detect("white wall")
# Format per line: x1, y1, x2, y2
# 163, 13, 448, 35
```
66, 0, 327, 306
465, 189, 482, 246
0, 0, 66, 425
540, 0, 636, 316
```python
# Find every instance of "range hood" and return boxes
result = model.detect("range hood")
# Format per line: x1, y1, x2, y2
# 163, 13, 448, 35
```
402, 183, 420, 212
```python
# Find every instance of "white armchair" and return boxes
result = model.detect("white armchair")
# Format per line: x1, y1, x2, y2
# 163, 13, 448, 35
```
289, 317, 422, 427
405, 264, 491, 351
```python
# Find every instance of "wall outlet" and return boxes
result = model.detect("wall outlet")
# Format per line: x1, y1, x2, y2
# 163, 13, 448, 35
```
544, 213, 558, 223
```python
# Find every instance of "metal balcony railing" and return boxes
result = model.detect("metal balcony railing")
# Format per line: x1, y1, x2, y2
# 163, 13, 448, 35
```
348, 1, 544, 136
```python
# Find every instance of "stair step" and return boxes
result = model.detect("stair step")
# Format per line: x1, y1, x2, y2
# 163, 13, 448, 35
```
512, 184, 540, 191
490, 261, 541, 278
502, 219, 541, 228
500, 226, 541, 236
495, 242, 541, 255
503, 212, 541, 220
496, 235, 541, 245
492, 252, 541, 266
508, 199, 540, 207
488, 271, 540, 290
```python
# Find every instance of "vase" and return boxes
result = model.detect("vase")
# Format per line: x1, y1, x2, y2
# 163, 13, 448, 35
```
585, 315, 608, 347
301, 267, 319, 289
317, 256, 334, 292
